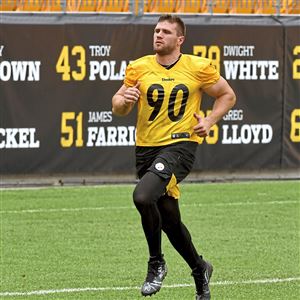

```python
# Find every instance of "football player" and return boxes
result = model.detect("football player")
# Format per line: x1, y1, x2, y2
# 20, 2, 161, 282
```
112, 14, 236, 300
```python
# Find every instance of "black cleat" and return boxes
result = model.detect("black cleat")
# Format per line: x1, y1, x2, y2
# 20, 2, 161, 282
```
141, 258, 168, 297
192, 261, 213, 300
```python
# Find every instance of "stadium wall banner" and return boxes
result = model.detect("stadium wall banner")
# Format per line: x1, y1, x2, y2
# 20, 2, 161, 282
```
281, 18, 300, 169
0, 16, 299, 176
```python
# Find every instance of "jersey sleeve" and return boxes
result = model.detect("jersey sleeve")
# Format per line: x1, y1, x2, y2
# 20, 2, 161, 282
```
124, 63, 137, 87
197, 61, 220, 89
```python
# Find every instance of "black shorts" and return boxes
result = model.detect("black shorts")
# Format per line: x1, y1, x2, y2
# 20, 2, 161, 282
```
135, 141, 198, 183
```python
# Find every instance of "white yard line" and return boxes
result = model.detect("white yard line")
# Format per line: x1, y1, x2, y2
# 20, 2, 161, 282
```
0, 277, 299, 297
0, 200, 299, 214
0, 206, 134, 214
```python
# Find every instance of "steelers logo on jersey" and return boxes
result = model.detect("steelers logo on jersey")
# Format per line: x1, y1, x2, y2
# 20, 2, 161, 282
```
155, 162, 165, 171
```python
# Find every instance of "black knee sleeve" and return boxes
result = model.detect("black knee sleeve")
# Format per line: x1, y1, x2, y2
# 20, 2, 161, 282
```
133, 171, 168, 209
133, 189, 153, 211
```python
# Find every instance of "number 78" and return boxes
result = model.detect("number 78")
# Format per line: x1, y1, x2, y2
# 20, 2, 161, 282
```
193, 45, 221, 73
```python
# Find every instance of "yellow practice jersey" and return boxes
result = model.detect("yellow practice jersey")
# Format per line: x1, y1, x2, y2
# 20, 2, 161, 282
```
124, 54, 220, 146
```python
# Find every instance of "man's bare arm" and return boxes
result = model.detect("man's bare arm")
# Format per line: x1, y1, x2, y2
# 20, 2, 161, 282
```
112, 83, 140, 116
194, 76, 236, 137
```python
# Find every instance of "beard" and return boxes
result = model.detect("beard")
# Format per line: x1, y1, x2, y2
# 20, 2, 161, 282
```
153, 43, 174, 56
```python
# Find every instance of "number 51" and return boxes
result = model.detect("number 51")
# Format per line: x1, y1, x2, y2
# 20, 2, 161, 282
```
60, 112, 84, 147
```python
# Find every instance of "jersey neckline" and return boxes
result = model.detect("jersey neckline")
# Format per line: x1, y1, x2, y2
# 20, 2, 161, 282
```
153, 54, 183, 71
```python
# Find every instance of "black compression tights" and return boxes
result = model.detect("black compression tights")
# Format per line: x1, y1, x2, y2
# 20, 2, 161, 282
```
133, 171, 201, 269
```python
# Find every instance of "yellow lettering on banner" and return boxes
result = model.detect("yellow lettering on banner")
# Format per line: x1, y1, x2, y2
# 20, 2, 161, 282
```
196, 110, 205, 144
193, 45, 220, 73
61, 112, 74, 147
56, 46, 86, 81
205, 110, 219, 144
72, 46, 86, 81
61, 112, 84, 147
56, 46, 71, 81
75, 112, 84, 147
197, 110, 219, 145
193, 45, 207, 58
208, 46, 221, 74
290, 109, 300, 142
293, 46, 300, 80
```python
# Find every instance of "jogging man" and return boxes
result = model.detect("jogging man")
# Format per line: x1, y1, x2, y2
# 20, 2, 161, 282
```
112, 14, 236, 299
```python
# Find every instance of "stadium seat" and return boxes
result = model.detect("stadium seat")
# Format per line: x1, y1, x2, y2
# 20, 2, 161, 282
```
229, 0, 256, 14
202, 0, 230, 14
0, 0, 18, 11
66, 0, 105, 12
121, 0, 129, 12
96, 0, 129, 12
175, 0, 202, 13
15, 0, 43, 11
66, 0, 79, 11
281, 0, 300, 14
146, 0, 176, 13
41, 0, 62, 11
66, 0, 124, 12
78, 0, 99, 11
255, 0, 277, 14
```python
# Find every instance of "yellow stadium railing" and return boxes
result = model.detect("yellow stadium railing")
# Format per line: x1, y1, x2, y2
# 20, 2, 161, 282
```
1, 0, 299, 14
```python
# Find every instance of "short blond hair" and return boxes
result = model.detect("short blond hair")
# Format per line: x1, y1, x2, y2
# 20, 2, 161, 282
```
157, 14, 186, 37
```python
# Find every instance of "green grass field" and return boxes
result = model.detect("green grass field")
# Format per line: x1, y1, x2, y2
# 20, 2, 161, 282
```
0, 181, 299, 300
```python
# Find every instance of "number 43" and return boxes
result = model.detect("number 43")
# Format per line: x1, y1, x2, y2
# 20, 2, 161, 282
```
56, 45, 86, 81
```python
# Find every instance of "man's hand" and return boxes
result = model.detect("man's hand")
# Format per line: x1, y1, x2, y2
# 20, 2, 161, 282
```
193, 113, 213, 137
124, 82, 141, 106
112, 82, 141, 116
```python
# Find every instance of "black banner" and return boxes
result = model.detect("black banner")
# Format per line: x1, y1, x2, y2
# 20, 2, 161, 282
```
0, 15, 299, 175
184, 22, 284, 170
282, 18, 300, 168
